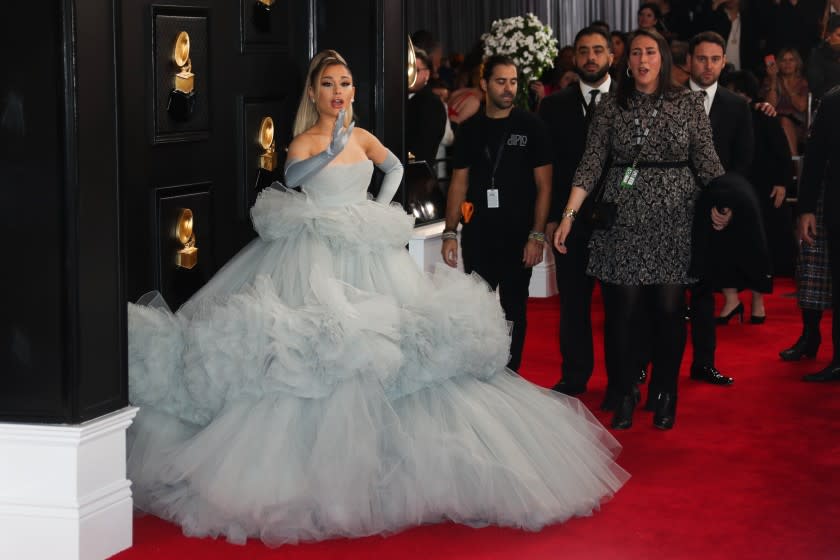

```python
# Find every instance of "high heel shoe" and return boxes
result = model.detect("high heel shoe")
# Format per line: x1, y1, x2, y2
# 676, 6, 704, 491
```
653, 392, 677, 430
716, 302, 744, 325
750, 314, 766, 324
611, 394, 637, 430
780, 334, 820, 361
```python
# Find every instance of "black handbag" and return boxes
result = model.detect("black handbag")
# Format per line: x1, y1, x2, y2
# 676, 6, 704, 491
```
585, 153, 616, 230
587, 199, 617, 230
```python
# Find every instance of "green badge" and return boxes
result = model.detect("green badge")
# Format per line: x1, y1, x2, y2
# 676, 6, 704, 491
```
620, 166, 639, 189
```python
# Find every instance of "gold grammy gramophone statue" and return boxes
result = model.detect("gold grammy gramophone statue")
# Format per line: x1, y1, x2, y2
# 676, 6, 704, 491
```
407, 35, 418, 89
168, 31, 196, 121
258, 116, 277, 172
174, 208, 198, 269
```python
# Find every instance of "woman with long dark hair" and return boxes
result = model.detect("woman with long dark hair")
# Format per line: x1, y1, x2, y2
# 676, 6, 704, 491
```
554, 29, 724, 430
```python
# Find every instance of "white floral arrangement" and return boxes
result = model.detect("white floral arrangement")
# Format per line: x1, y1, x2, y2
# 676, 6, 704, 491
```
480, 13, 559, 108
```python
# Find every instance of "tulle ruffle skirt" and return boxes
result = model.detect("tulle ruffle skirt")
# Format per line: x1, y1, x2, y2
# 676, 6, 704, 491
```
127, 186, 629, 545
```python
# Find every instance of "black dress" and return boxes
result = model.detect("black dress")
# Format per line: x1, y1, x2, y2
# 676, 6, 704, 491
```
572, 89, 724, 285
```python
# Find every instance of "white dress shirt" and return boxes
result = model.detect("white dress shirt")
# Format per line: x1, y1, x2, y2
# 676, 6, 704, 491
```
579, 74, 612, 116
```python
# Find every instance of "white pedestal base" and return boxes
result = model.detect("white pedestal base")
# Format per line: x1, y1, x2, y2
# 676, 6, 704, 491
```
0, 406, 139, 560
408, 221, 463, 273
407, 222, 557, 297
529, 243, 558, 297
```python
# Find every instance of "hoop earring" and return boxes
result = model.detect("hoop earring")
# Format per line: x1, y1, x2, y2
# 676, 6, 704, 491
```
626, 67, 633, 78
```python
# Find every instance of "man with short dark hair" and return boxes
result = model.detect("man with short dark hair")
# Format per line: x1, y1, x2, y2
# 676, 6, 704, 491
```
684, 31, 754, 386
538, 27, 616, 401
442, 55, 553, 371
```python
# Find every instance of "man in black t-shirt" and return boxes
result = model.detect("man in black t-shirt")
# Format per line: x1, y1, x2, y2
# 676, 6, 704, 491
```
441, 55, 553, 371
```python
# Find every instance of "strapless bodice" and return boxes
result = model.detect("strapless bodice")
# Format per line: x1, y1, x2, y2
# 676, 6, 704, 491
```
300, 160, 374, 207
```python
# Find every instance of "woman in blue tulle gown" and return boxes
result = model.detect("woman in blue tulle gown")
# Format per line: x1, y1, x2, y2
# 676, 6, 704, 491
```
126, 49, 629, 547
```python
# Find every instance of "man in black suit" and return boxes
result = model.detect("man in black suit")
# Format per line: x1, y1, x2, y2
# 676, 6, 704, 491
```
538, 27, 616, 401
798, 86, 840, 381
406, 49, 447, 165
685, 31, 755, 385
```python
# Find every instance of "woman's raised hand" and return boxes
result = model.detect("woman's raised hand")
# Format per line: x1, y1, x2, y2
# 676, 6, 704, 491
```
327, 109, 355, 156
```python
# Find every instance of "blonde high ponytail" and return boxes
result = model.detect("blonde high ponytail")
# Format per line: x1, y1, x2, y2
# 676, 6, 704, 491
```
292, 49, 354, 137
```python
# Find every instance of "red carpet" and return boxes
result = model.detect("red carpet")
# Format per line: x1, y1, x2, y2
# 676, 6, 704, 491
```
114, 278, 840, 560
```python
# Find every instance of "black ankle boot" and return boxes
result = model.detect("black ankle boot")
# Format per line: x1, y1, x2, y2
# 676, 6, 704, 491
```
781, 309, 822, 361
780, 333, 821, 361
653, 392, 677, 430
611, 394, 637, 430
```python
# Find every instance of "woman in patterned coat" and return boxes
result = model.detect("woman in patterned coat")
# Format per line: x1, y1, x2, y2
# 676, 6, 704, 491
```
553, 28, 724, 431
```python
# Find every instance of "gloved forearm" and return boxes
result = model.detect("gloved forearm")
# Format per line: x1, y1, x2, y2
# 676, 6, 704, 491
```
374, 150, 403, 204
284, 151, 336, 188
284, 109, 354, 187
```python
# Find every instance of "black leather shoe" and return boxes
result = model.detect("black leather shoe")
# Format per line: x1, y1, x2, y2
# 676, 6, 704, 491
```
802, 364, 840, 382
780, 335, 820, 361
551, 380, 586, 396
611, 394, 637, 430
690, 365, 734, 385
653, 392, 677, 430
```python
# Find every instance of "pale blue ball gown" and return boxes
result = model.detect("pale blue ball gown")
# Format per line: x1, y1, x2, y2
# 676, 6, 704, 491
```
126, 160, 629, 546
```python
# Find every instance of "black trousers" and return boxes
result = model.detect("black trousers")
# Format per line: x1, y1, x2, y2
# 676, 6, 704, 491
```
552, 224, 595, 387
601, 283, 687, 395
461, 230, 533, 371
689, 281, 716, 369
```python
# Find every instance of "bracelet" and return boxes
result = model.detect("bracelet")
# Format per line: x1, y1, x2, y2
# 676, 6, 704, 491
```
561, 207, 578, 220
528, 231, 546, 243
441, 230, 458, 241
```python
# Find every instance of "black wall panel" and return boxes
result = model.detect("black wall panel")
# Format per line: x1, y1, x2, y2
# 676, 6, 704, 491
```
0, 4, 67, 420
120, 0, 305, 305
0, 0, 125, 422
151, 7, 211, 142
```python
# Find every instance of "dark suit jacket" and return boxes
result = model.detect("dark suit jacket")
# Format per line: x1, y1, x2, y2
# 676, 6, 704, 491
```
799, 86, 840, 226
406, 86, 447, 165
708, 85, 754, 176
538, 81, 616, 224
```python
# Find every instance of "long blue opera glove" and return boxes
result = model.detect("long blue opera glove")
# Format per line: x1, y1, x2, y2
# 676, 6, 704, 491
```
284, 109, 355, 188
374, 150, 403, 204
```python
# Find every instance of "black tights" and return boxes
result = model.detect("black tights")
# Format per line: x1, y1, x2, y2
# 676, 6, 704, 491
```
602, 283, 687, 395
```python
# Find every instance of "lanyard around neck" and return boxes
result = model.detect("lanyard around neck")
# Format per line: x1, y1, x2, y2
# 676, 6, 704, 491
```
484, 124, 510, 188
630, 96, 663, 167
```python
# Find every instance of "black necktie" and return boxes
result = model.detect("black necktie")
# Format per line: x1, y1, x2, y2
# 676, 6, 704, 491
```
585, 90, 599, 122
